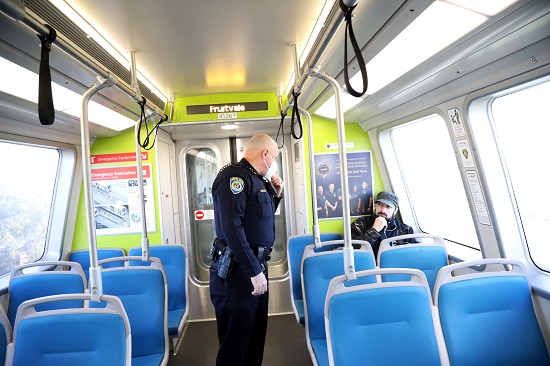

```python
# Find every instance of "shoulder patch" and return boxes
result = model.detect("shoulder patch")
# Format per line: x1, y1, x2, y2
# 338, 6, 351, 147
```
230, 177, 245, 194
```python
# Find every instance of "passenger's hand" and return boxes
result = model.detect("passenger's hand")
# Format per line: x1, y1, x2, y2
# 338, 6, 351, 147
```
271, 174, 284, 197
372, 216, 388, 232
251, 272, 268, 296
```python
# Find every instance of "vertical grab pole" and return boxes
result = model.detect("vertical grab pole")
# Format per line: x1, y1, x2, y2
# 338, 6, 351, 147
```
298, 106, 321, 247
129, 50, 150, 262
81, 74, 117, 301
135, 121, 150, 262
309, 65, 356, 281
288, 41, 321, 247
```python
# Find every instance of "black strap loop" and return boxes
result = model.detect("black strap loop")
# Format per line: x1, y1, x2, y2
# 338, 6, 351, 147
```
137, 97, 167, 150
275, 111, 286, 149
339, 0, 368, 97
290, 89, 303, 140
37, 25, 57, 125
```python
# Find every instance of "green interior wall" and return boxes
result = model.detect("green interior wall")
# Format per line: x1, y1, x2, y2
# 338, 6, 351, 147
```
303, 115, 384, 237
73, 92, 281, 253
72, 127, 162, 253
72, 91, 383, 251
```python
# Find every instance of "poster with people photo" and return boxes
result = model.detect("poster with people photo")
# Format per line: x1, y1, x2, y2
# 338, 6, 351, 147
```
314, 151, 373, 220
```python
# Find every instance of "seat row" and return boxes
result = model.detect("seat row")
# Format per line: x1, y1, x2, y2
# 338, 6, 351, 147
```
287, 232, 447, 326
289, 233, 550, 366
0, 243, 189, 366
69, 245, 189, 352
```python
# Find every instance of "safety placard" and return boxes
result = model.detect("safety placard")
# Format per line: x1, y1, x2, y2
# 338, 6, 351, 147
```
91, 164, 156, 234
448, 108, 466, 138
195, 209, 214, 220
465, 170, 491, 226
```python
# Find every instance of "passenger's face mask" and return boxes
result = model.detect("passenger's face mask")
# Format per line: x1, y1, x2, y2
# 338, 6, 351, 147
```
263, 152, 278, 180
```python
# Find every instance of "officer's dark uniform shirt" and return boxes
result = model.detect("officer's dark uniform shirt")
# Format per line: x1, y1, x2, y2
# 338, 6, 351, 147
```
325, 189, 338, 216
212, 158, 282, 277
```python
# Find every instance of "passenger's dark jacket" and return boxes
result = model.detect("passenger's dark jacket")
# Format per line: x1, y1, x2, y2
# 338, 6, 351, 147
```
351, 214, 416, 258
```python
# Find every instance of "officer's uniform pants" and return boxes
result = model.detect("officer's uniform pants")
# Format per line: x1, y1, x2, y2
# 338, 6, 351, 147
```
210, 262, 269, 366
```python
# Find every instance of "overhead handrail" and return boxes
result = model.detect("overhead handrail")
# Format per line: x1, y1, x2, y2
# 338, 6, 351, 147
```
14, 9, 169, 123
81, 74, 118, 302
280, 0, 361, 117
281, 1, 347, 117
308, 65, 356, 281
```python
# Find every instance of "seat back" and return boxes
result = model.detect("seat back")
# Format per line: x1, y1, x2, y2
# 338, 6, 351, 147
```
129, 244, 189, 352
434, 259, 550, 366
68, 248, 126, 281
7, 261, 87, 327
5, 293, 131, 366
325, 268, 448, 366
301, 242, 376, 366
287, 232, 342, 325
0, 306, 12, 366
378, 234, 447, 294
97, 256, 169, 366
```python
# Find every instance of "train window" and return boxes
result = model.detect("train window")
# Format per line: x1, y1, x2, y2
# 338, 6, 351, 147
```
491, 80, 550, 271
390, 114, 480, 253
0, 141, 59, 275
185, 147, 218, 283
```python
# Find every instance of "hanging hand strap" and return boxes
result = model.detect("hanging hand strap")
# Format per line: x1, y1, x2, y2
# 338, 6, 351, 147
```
275, 110, 286, 148
137, 97, 168, 150
37, 25, 57, 125
340, 0, 368, 97
290, 89, 303, 139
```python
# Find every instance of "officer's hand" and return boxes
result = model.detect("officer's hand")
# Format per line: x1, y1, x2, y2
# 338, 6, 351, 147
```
251, 272, 268, 296
372, 216, 388, 232
271, 174, 284, 197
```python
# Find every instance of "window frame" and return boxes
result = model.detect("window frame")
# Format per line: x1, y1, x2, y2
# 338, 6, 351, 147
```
0, 133, 76, 289
372, 108, 482, 262
467, 70, 550, 275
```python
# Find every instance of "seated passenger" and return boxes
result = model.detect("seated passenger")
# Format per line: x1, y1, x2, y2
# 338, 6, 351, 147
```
351, 191, 416, 257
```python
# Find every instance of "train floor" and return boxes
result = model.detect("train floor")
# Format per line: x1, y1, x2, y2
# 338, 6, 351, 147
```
168, 313, 312, 365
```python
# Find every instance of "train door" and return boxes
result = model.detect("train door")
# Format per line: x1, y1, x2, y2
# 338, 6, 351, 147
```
175, 136, 292, 319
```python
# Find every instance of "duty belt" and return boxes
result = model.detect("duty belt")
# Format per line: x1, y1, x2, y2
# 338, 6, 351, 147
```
253, 246, 272, 262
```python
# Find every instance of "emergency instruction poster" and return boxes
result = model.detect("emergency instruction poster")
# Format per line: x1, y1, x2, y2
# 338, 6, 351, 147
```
91, 164, 156, 235
313, 151, 373, 220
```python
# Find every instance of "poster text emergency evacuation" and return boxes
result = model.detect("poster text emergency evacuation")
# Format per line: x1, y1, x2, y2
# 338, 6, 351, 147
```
91, 164, 156, 235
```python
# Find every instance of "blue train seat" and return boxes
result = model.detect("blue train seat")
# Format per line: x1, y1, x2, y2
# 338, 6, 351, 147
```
67, 248, 126, 281
325, 268, 449, 366
434, 259, 550, 366
287, 232, 342, 325
97, 256, 169, 366
0, 306, 12, 366
301, 243, 376, 366
129, 244, 189, 354
5, 293, 131, 366
7, 261, 87, 327
378, 234, 448, 294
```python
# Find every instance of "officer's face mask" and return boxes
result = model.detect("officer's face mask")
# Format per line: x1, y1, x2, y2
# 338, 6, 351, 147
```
263, 152, 278, 180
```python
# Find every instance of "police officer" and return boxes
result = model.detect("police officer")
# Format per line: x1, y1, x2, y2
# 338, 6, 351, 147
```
351, 191, 416, 258
210, 134, 284, 366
